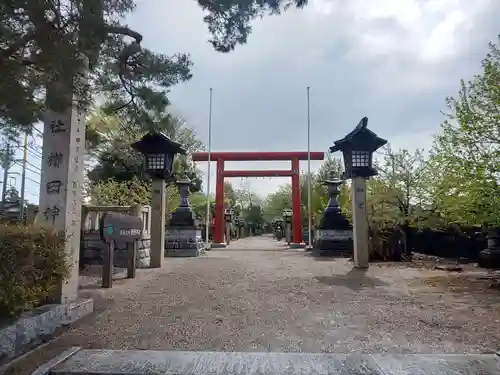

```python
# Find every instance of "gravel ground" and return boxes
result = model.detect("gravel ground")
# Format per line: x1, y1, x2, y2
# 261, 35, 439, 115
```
5, 235, 500, 374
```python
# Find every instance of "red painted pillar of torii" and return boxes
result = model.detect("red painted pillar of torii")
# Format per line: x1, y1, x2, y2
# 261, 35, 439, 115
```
191, 151, 325, 245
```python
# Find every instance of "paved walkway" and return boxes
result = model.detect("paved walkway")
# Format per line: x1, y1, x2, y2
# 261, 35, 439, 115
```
225, 235, 289, 250
6, 235, 500, 374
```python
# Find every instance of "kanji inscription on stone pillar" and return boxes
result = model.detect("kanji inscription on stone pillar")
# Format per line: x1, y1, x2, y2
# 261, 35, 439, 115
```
39, 100, 86, 304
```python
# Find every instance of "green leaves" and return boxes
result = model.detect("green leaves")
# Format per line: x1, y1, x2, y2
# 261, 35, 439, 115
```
0, 0, 193, 133
86, 110, 204, 191
429, 35, 500, 229
1, 0, 313, 134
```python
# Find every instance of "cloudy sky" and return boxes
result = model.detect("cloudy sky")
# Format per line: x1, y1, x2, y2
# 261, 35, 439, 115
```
15, 0, 498, 202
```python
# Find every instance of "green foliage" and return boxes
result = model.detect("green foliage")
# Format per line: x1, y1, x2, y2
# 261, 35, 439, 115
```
224, 181, 237, 206
0, 0, 193, 132
235, 180, 262, 207
429, 35, 500, 228
198, 0, 309, 52
89, 177, 152, 206
1, 0, 312, 135
262, 156, 344, 225
189, 192, 209, 220
0, 224, 70, 319
372, 146, 428, 226
221, 180, 265, 225
88, 177, 181, 217
258, 36, 499, 256
262, 184, 292, 221
86, 111, 204, 192
244, 204, 264, 226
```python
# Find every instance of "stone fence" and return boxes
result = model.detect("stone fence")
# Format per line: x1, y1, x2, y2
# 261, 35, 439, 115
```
80, 204, 152, 269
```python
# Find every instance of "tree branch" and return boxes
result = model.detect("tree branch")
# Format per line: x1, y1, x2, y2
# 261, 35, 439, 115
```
106, 26, 143, 44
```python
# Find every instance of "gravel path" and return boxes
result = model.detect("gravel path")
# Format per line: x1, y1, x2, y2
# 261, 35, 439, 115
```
6, 235, 500, 374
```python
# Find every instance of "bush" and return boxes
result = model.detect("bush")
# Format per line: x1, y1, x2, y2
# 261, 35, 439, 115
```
0, 223, 70, 320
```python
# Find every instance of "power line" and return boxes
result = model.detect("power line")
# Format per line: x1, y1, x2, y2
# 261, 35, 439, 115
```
28, 149, 41, 160
25, 160, 40, 171
25, 166, 40, 175
26, 176, 40, 185
31, 126, 43, 137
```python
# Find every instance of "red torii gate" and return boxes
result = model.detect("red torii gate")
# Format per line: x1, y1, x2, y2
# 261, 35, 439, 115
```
191, 151, 325, 245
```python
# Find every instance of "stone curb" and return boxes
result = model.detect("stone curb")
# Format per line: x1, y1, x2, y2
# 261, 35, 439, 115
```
0, 299, 93, 366
30, 347, 82, 375
33, 350, 500, 375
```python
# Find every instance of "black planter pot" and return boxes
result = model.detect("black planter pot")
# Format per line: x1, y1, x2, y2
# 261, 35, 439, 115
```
478, 228, 500, 269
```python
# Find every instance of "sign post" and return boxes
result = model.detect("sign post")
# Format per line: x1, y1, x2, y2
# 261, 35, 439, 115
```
99, 212, 143, 288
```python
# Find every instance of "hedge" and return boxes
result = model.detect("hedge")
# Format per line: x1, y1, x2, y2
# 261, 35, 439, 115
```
0, 223, 70, 320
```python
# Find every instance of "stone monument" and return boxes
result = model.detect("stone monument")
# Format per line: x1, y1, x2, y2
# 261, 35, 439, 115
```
165, 178, 205, 257
313, 179, 353, 257
37, 83, 87, 303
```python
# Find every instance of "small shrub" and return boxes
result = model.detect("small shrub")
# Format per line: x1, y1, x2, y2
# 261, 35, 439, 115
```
0, 223, 70, 320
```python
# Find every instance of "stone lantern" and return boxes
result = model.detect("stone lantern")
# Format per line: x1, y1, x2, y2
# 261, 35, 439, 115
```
330, 117, 387, 269
170, 179, 195, 226
131, 132, 185, 181
164, 177, 205, 257
314, 179, 353, 257
283, 209, 293, 245
234, 215, 240, 240
131, 132, 186, 268
274, 217, 284, 241
224, 208, 234, 244
330, 117, 387, 179
239, 217, 246, 238
479, 229, 500, 269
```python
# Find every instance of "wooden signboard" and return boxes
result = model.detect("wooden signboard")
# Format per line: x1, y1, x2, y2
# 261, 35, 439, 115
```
99, 213, 143, 288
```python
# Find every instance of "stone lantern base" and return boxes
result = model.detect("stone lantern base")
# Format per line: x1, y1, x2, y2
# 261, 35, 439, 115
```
314, 229, 353, 257
165, 207, 205, 257
478, 229, 500, 269
313, 179, 353, 257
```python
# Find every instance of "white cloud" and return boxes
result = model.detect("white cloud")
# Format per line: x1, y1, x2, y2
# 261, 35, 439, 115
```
126, 0, 499, 198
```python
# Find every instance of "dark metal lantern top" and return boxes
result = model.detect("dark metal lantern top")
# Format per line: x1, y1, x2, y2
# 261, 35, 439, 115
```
131, 132, 186, 180
329, 117, 386, 153
329, 117, 387, 179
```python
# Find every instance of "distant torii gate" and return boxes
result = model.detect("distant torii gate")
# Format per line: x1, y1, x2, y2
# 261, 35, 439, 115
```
191, 151, 325, 245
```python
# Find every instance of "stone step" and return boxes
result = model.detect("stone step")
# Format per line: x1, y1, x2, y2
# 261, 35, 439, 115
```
34, 348, 500, 375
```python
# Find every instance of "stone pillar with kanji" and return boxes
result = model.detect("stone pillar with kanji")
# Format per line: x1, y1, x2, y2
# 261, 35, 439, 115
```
38, 99, 85, 304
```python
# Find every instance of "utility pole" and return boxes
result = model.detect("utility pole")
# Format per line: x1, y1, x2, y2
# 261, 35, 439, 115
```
19, 132, 28, 220
1, 142, 10, 202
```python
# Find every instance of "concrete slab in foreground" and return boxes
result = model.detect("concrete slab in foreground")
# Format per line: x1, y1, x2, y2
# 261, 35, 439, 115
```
34, 348, 500, 375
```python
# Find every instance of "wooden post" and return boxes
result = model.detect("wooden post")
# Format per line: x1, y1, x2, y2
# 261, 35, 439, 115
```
102, 241, 114, 288
127, 241, 137, 279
